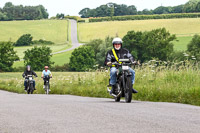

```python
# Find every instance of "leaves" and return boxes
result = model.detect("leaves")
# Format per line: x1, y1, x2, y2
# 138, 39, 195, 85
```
69, 46, 95, 71
0, 42, 19, 72
23, 46, 54, 71
123, 28, 176, 62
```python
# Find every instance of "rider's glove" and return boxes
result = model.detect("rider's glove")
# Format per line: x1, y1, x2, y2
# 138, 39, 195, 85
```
107, 62, 112, 67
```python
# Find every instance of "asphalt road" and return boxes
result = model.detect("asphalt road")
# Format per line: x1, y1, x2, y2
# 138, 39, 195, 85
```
52, 19, 82, 55
0, 90, 200, 133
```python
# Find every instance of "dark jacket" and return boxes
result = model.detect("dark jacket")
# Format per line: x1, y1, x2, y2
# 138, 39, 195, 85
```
104, 48, 134, 66
22, 70, 37, 78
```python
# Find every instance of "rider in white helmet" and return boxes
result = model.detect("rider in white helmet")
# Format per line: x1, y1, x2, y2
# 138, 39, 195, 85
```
105, 37, 138, 94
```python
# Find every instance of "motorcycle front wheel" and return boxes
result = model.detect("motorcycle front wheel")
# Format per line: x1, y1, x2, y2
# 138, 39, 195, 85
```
45, 84, 49, 95
125, 77, 132, 103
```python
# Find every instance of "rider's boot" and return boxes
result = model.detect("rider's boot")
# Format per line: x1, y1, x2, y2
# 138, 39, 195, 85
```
34, 87, 36, 90
24, 86, 27, 91
132, 85, 138, 93
110, 84, 116, 95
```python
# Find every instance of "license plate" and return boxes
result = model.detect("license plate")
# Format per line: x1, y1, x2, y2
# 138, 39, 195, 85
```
122, 66, 129, 70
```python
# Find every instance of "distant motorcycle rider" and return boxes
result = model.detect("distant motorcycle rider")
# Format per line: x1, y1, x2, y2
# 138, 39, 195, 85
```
105, 37, 138, 94
41, 66, 52, 91
22, 65, 37, 91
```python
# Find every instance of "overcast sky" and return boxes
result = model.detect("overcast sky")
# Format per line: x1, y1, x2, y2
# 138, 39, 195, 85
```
0, 0, 189, 17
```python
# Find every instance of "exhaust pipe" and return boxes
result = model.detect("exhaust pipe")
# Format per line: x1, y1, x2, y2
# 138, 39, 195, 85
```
107, 87, 121, 98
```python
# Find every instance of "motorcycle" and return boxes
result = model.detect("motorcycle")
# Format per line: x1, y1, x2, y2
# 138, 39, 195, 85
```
107, 59, 134, 103
25, 75, 35, 94
43, 75, 52, 94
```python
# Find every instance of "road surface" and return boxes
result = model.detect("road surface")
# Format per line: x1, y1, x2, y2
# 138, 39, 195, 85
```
52, 19, 82, 55
0, 90, 200, 133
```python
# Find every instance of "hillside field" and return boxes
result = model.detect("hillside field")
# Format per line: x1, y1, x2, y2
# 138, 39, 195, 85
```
0, 20, 69, 43
0, 19, 72, 66
78, 18, 200, 51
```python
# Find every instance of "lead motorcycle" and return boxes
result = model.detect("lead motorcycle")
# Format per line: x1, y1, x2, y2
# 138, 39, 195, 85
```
107, 59, 135, 103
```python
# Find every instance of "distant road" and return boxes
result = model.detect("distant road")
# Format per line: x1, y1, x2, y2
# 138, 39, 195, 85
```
0, 90, 200, 133
52, 19, 83, 55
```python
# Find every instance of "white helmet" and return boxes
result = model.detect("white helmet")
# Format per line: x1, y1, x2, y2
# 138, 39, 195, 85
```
112, 37, 123, 45
112, 37, 122, 50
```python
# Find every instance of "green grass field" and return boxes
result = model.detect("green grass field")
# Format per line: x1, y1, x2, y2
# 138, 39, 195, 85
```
1, 61, 200, 106
0, 20, 69, 43
78, 18, 200, 51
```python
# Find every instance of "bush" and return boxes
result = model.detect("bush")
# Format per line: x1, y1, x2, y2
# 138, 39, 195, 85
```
69, 46, 95, 71
14, 34, 33, 46
0, 42, 19, 72
32, 39, 54, 45
77, 20, 85, 23
23, 46, 54, 71
187, 34, 200, 61
51, 64, 70, 72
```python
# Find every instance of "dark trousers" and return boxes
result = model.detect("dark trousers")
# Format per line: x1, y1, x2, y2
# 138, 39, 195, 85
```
24, 79, 35, 88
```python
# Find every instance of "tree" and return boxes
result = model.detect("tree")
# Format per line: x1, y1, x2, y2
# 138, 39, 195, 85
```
123, 28, 176, 62
86, 37, 113, 66
141, 9, 153, 15
183, 0, 200, 13
1, 2, 49, 21
172, 5, 184, 13
56, 13, 65, 19
69, 46, 95, 71
0, 42, 19, 72
110, 5, 115, 18
96, 37, 113, 66
153, 6, 172, 14
14, 34, 33, 46
187, 34, 200, 60
23, 46, 54, 71
79, 8, 90, 18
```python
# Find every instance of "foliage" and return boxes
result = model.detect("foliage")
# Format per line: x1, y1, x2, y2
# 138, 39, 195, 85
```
86, 37, 113, 66
1, 2, 48, 21
32, 39, 54, 45
187, 34, 200, 61
89, 13, 200, 22
56, 13, 65, 19
79, 3, 137, 18
23, 46, 54, 71
14, 34, 33, 46
51, 63, 70, 71
69, 46, 95, 71
123, 28, 176, 62
183, 0, 200, 13
0, 42, 19, 72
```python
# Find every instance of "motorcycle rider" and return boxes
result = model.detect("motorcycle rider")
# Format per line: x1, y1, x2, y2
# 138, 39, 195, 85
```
105, 37, 138, 94
22, 65, 38, 91
41, 66, 52, 91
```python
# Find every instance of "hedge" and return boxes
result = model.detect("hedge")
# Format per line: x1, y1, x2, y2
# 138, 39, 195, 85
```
89, 13, 200, 22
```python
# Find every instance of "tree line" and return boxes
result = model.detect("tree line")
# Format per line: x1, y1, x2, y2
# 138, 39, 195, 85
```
79, 0, 200, 18
0, 2, 49, 21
